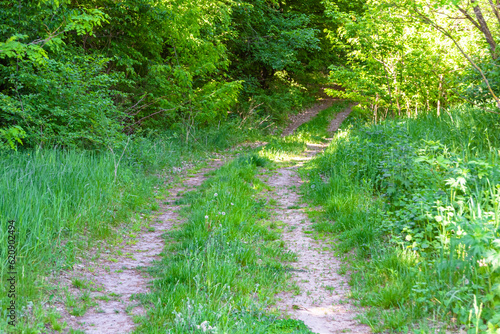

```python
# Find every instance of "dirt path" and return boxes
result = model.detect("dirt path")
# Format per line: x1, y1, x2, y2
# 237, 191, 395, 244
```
327, 103, 356, 133
56, 158, 226, 333
281, 99, 336, 137
266, 105, 370, 333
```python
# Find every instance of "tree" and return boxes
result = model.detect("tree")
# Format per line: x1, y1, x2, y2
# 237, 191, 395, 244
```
386, 0, 500, 111
323, 0, 465, 120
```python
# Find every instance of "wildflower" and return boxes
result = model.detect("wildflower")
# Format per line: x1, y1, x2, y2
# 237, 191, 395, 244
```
231, 202, 234, 206
222, 212, 226, 215
478, 258, 488, 267
214, 193, 218, 197
205, 215, 209, 219
196, 321, 215, 332
311, 184, 315, 188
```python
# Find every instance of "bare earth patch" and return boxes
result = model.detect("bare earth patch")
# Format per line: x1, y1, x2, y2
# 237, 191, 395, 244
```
266, 106, 370, 333
327, 103, 356, 133
51, 158, 226, 333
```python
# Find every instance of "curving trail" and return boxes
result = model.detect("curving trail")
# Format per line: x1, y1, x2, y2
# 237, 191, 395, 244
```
281, 99, 336, 137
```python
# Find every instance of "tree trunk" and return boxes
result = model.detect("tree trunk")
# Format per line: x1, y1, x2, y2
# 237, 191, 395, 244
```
472, 0, 497, 58
395, 94, 401, 117
437, 74, 444, 117
487, 0, 500, 27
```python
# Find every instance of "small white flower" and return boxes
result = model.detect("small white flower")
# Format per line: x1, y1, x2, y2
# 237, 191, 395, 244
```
478, 258, 488, 267
231, 203, 234, 206
222, 212, 226, 215
214, 193, 218, 197
218, 212, 221, 215
205, 215, 209, 219
197, 321, 210, 332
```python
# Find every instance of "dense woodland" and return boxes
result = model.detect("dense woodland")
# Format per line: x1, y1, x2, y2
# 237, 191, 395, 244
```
1, 0, 328, 149
1, 0, 500, 333
0, 0, 498, 150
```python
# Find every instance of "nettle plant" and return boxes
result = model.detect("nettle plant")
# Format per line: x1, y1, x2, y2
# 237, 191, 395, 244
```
366, 126, 500, 329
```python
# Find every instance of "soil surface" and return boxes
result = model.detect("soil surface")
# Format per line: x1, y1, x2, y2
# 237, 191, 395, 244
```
327, 103, 356, 133
267, 105, 370, 333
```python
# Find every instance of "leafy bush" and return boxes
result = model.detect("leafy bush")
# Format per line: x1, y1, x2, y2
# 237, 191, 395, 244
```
0, 55, 126, 149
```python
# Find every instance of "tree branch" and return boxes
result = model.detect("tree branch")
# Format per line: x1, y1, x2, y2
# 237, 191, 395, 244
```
455, 4, 482, 31
124, 106, 180, 129
412, 6, 500, 109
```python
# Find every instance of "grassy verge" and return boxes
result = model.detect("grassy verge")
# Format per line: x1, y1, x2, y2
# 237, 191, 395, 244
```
302, 105, 500, 333
136, 153, 312, 333
0, 120, 260, 332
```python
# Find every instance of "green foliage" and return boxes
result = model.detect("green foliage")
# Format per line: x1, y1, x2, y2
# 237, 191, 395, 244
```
227, 0, 321, 123
229, 1, 319, 72
0, 0, 244, 148
322, 0, 484, 119
304, 105, 500, 331
1, 55, 126, 148
463, 56, 500, 105
0, 0, 356, 147
0, 125, 25, 150
99, 0, 242, 128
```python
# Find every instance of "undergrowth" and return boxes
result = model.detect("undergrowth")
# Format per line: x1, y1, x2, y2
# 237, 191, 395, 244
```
303, 105, 500, 333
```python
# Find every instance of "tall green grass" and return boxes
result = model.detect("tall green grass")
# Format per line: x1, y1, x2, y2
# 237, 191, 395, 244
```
0, 140, 183, 329
303, 105, 500, 333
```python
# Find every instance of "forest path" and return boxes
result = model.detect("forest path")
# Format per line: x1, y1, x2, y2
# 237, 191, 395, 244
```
57, 103, 360, 334
59, 158, 227, 333
265, 104, 370, 333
